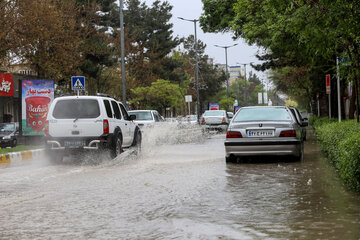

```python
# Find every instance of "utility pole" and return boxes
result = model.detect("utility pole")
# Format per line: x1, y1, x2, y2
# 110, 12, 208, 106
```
178, 17, 200, 121
237, 62, 253, 106
336, 57, 341, 122
119, 0, 126, 106
214, 44, 238, 98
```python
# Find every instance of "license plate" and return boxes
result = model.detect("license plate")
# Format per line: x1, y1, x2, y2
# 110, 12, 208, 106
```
247, 130, 274, 137
64, 140, 85, 147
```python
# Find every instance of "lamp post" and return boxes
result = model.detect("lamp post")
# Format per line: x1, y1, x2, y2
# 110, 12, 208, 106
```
214, 43, 238, 98
119, 0, 126, 106
178, 17, 200, 120
237, 62, 253, 106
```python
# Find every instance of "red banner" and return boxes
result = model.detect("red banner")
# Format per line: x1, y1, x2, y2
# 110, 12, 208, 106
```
0, 73, 14, 97
326, 74, 331, 94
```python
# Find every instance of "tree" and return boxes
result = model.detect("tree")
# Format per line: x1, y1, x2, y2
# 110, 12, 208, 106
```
5, 0, 82, 82
130, 79, 182, 113
200, 0, 360, 115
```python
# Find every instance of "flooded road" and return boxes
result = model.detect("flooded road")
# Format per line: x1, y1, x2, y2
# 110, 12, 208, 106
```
0, 127, 359, 239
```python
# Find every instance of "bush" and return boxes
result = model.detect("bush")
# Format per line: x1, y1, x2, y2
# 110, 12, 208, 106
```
311, 117, 360, 192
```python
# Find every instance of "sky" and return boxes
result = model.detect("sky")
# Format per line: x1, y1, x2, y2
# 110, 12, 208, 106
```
143, 0, 268, 83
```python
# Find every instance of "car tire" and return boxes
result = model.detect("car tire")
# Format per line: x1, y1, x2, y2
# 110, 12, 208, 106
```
111, 135, 122, 159
11, 139, 17, 148
226, 155, 236, 163
294, 143, 304, 161
131, 130, 142, 155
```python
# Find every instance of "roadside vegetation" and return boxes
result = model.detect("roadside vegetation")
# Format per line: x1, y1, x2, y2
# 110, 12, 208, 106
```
1, 0, 264, 115
310, 116, 360, 192
201, 1, 360, 116
0, 145, 43, 155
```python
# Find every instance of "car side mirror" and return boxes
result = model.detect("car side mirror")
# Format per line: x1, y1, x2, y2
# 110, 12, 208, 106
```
129, 114, 136, 121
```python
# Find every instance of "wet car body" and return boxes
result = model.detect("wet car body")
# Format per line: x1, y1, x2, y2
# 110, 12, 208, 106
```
201, 110, 229, 132
0, 122, 19, 148
224, 106, 304, 162
289, 107, 308, 141
128, 110, 164, 131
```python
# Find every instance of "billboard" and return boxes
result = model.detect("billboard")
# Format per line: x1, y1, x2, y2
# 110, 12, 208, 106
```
209, 102, 219, 110
21, 80, 54, 136
0, 73, 14, 97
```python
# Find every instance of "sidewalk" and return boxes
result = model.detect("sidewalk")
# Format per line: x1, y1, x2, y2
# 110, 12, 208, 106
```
0, 148, 45, 167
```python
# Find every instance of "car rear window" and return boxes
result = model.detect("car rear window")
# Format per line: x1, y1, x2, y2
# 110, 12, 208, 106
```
53, 99, 100, 119
233, 108, 292, 122
129, 111, 153, 120
204, 111, 225, 116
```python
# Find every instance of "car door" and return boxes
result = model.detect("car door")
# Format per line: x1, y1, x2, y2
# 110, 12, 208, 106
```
118, 103, 135, 146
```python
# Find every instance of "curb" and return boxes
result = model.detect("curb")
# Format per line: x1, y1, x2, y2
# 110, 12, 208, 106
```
0, 149, 45, 167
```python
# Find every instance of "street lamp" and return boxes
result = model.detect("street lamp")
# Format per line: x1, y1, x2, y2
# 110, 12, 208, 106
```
237, 62, 253, 106
119, 0, 126, 106
214, 43, 238, 98
178, 17, 200, 120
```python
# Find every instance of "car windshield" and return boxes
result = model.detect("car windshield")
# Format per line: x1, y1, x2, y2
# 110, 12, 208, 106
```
186, 115, 197, 121
0, 123, 15, 132
130, 111, 153, 121
204, 111, 225, 117
233, 107, 292, 122
53, 99, 100, 119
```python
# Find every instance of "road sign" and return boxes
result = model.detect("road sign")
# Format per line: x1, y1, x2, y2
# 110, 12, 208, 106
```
258, 92, 263, 104
185, 95, 192, 102
209, 102, 219, 110
71, 76, 85, 91
326, 74, 331, 94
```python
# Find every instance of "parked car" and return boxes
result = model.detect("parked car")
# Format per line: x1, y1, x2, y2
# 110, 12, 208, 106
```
182, 115, 198, 125
289, 107, 308, 141
227, 112, 234, 120
0, 122, 19, 148
201, 110, 229, 132
224, 106, 304, 163
45, 95, 141, 162
128, 110, 164, 130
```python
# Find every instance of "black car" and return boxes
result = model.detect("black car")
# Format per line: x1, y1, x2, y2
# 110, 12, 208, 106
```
0, 122, 19, 148
289, 107, 308, 141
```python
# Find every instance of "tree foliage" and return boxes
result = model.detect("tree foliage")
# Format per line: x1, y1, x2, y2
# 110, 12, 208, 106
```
200, 0, 360, 113
130, 79, 182, 112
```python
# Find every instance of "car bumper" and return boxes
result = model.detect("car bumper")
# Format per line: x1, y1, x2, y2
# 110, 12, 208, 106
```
224, 139, 301, 157
45, 134, 112, 152
202, 124, 228, 131
0, 139, 12, 147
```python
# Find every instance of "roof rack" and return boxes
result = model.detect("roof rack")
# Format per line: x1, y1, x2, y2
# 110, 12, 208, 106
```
96, 93, 111, 98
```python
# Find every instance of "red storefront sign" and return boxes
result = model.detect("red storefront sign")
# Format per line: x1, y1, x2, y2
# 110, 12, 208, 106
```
0, 73, 14, 97
326, 74, 331, 94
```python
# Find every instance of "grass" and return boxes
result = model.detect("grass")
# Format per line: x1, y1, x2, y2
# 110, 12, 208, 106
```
0, 145, 44, 154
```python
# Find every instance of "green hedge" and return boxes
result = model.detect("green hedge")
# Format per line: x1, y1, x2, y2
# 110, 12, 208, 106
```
310, 116, 360, 192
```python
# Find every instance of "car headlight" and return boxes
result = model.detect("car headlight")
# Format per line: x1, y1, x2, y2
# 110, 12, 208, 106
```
3, 135, 11, 139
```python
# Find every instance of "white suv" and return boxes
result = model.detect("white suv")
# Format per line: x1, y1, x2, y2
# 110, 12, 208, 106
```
45, 95, 141, 162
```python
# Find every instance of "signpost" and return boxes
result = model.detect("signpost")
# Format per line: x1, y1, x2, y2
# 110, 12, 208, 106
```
326, 74, 331, 119
71, 76, 85, 96
258, 92, 263, 104
185, 95, 192, 115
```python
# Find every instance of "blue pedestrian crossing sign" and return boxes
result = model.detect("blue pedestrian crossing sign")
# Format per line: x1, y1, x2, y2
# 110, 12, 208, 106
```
71, 76, 85, 90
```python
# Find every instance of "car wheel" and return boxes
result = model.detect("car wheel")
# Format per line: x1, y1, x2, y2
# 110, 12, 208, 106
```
226, 155, 236, 163
132, 131, 142, 155
111, 135, 122, 159
295, 143, 304, 161
11, 139, 17, 148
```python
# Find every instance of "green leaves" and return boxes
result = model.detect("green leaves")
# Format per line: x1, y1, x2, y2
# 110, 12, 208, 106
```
130, 79, 182, 111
